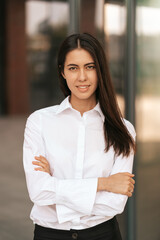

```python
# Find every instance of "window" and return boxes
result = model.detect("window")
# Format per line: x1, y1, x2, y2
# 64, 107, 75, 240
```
26, 0, 69, 111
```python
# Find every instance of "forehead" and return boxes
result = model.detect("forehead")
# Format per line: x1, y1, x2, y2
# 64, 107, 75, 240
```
64, 48, 94, 65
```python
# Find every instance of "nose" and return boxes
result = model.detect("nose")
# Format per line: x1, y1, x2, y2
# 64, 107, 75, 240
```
78, 69, 86, 82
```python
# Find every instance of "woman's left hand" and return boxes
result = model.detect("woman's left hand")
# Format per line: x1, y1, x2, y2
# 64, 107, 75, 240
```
32, 156, 51, 176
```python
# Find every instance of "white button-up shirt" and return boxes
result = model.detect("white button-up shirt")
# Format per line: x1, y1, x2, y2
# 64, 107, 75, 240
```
23, 96, 136, 230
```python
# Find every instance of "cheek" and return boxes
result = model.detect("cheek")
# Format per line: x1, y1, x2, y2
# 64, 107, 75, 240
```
65, 77, 75, 91
65, 79, 71, 89
91, 72, 98, 86
64, 70, 76, 81
65, 71, 78, 85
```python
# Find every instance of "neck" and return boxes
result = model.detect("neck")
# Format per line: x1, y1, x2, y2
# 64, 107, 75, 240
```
70, 95, 97, 116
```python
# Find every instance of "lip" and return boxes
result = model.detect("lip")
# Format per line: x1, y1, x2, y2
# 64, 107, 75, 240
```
76, 85, 90, 88
76, 85, 90, 92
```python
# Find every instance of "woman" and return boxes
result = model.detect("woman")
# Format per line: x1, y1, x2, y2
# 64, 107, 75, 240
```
23, 33, 136, 240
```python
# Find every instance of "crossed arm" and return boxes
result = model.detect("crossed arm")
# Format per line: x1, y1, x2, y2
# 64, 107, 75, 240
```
33, 155, 135, 197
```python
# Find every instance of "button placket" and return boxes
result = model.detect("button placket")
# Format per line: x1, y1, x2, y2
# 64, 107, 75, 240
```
75, 120, 85, 179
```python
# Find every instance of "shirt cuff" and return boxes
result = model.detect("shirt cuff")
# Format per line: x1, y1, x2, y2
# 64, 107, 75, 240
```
56, 178, 98, 224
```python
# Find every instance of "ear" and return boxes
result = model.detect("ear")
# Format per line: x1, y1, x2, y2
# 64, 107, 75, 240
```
61, 71, 66, 79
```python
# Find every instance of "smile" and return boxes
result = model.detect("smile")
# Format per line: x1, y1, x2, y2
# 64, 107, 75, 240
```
76, 85, 90, 92
77, 85, 90, 89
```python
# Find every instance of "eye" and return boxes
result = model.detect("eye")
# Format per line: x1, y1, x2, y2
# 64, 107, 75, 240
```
68, 66, 77, 71
86, 65, 96, 70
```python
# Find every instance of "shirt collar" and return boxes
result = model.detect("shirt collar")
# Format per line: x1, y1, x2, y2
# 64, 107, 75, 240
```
94, 103, 105, 122
55, 96, 72, 115
56, 96, 105, 122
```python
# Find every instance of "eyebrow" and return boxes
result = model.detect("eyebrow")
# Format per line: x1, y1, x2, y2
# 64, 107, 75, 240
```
66, 62, 95, 67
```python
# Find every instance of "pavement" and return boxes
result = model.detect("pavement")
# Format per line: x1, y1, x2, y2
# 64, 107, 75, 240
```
0, 116, 33, 240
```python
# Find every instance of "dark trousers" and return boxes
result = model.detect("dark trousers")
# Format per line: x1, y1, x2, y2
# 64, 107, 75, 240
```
33, 217, 122, 240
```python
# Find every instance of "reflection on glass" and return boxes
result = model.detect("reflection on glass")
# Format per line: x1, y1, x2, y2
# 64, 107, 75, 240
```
26, 1, 69, 111
104, 4, 127, 238
136, 6, 160, 164
136, 4, 160, 240
104, 3, 126, 115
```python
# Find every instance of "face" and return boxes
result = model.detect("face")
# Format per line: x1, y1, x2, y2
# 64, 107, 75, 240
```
62, 48, 98, 105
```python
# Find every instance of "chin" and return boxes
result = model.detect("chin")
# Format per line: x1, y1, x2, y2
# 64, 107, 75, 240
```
76, 93, 96, 101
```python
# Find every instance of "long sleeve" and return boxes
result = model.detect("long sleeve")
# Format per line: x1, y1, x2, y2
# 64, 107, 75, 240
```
23, 112, 98, 223
91, 120, 136, 217
53, 120, 136, 223
58, 150, 135, 223
23, 98, 137, 229
58, 153, 134, 222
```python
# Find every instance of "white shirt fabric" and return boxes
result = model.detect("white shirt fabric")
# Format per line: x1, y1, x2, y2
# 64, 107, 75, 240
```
23, 96, 136, 230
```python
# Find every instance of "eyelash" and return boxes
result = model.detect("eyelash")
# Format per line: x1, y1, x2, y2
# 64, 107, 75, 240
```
68, 67, 77, 71
68, 66, 96, 71
87, 65, 96, 69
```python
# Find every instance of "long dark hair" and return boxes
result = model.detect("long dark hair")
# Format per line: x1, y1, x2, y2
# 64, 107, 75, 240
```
57, 33, 135, 157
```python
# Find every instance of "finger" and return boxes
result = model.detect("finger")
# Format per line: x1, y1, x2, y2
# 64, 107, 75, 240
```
39, 155, 48, 163
32, 160, 43, 166
128, 192, 133, 197
32, 161, 40, 165
35, 156, 44, 161
35, 156, 45, 162
32, 161, 46, 168
35, 156, 48, 164
128, 183, 134, 191
129, 182, 134, 188
35, 168, 47, 173
124, 191, 132, 197
40, 155, 48, 162
34, 167, 43, 171
125, 172, 135, 176
125, 175, 135, 184
124, 184, 134, 195
129, 187, 134, 193
130, 178, 135, 184
128, 188, 134, 196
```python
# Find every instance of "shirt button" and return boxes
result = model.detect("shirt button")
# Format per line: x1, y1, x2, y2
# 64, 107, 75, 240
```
72, 232, 78, 239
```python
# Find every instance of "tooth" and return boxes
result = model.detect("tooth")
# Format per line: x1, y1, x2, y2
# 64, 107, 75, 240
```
79, 86, 89, 88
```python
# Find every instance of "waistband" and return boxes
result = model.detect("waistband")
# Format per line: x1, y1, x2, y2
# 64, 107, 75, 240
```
36, 217, 116, 233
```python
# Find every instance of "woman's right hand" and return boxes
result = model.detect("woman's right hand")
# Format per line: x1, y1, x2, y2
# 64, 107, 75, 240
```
32, 155, 52, 176
97, 172, 135, 197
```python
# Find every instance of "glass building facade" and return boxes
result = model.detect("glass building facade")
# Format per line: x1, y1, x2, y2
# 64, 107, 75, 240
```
0, 0, 160, 239
136, 1, 160, 240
